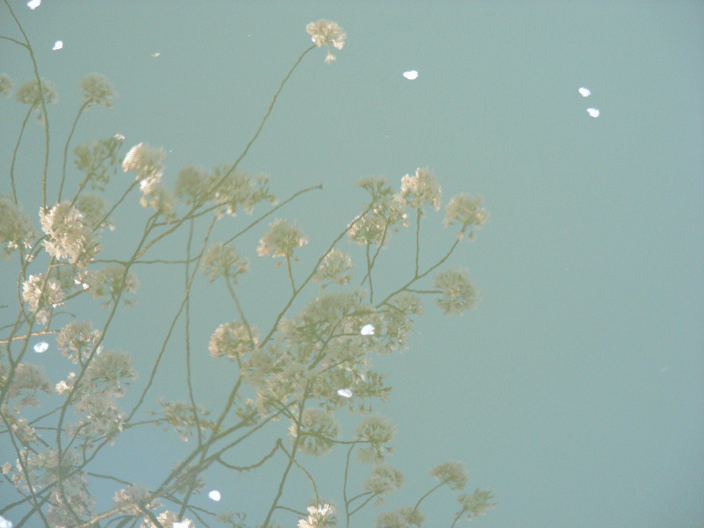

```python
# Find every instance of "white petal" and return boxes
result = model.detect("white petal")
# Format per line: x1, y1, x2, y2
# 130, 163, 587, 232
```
403, 70, 418, 80
360, 323, 375, 336
337, 388, 353, 398
578, 87, 591, 97
586, 108, 600, 118
52, 40, 63, 51
33, 341, 49, 353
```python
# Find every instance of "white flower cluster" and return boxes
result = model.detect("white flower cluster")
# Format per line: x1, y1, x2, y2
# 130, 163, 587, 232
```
40, 201, 101, 268
208, 320, 259, 360
312, 248, 354, 289
306, 20, 346, 63
396, 167, 442, 214
122, 143, 176, 219
298, 503, 336, 528
21, 273, 65, 313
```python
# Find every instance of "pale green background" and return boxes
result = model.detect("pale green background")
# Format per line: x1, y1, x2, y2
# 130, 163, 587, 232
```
1, 1, 703, 527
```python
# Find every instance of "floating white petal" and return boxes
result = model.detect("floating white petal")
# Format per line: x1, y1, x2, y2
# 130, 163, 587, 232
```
337, 388, 353, 398
360, 324, 375, 336
208, 490, 221, 501
52, 40, 63, 51
586, 108, 600, 118
0, 514, 13, 528
150, 52, 161, 58
33, 342, 49, 353
27, 0, 41, 9
403, 70, 418, 80
578, 87, 591, 97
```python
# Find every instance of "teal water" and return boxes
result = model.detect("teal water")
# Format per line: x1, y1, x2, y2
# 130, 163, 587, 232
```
1, 2, 702, 527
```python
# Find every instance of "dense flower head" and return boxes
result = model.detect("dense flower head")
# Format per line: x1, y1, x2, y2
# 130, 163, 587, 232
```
306, 20, 346, 63
21, 273, 65, 312
257, 218, 309, 258
84, 264, 140, 305
298, 503, 336, 528
140, 511, 195, 528
15, 77, 58, 109
444, 193, 488, 239
429, 460, 468, 490
57, 320, 101, 364
355, 414, 396, 464
395, 167, 442, 214
0, 362, 53, 408
347, 199, 408, 248
312, 248, 354, 288
201, 242, 249, 283
40, 201, 102, 268
433, 267, 481, 315
208, 320, 259, 360
363, 463, 405, 505
457, 488, 497, 520
122, 142, 165, 183
79, 73, 117, 108
75, 192, 113, 231
0, 194, 37, 259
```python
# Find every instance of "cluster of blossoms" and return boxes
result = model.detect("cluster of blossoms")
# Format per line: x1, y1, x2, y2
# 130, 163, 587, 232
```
78, 73, 118, 108
257, 218, 309, 259
395, 167, 442, 214
39, 200, 102, 268
298, 503, 336, 528
21, 273, 65, 319
433, 267, 481, 316
0, 73, 12, 98
154, 399, 213, 442
0, 194, 37, 259
306, 19, 346, 63
201, 242, 249, 284
288, 406, 341, 456
113, 484, 161, 516
15, 77, 58, 112
363, 463, 405, 505
444, 193, 488, 239
122, 143, 176, 219
175, 164, 276, 216
208, 320, 259, 360
312, 248, 354, 289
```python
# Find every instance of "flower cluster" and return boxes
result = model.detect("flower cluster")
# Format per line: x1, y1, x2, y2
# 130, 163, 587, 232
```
208, 320, 259, 360
298, 503, 336, 528
155, 399, 213, 442
0, 194, 37, 259
56, 320, 101, 364
288, 407, 340, 456
0, 73, 12, 98
201, 242, 249, 283
257, 218, 309, 259
84, 264, 140, 307
40, 201, 102, 268
15, 77, 58, 109
355, 414, 396, 464
113, 484, 161, 516
21, 273, 65, 313
306, 20, 346, 63
444, 193, 488, 239
457, 488, 497, 520
429, 460, 468, 490
433, 267, 481, 315
363, 463, 405, 505
312, 248, 354, 289
79, 73, 117, 108
122, 143, 176, 218
395, 167, 442, 214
